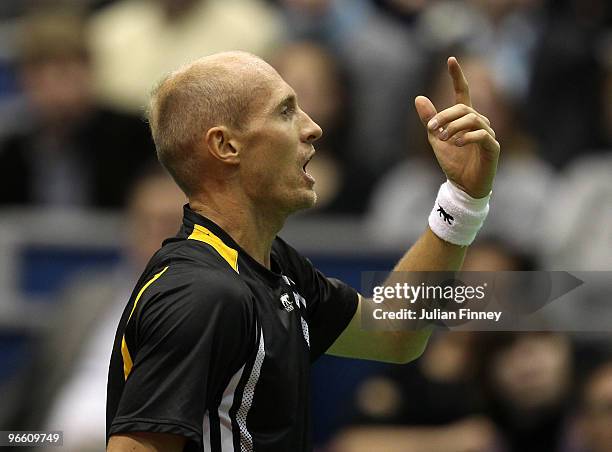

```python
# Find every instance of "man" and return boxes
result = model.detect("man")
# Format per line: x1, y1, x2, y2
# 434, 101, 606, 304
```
0, 11, 155, 208
106, 51, 499, 452
578, 360, 612, 452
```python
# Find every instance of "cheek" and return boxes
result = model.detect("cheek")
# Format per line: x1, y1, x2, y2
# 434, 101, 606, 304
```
240, 125, 301, 194
256, 148, 298, 183
242, 150, 288, 200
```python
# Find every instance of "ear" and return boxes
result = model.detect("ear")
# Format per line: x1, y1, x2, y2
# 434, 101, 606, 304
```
205, 126, 241, 164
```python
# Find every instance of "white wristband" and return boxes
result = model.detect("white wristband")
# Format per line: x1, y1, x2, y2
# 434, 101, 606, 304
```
428, 180, 491, 246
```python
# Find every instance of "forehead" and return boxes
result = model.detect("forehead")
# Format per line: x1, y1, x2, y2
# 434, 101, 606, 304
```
247, 63, 296, 113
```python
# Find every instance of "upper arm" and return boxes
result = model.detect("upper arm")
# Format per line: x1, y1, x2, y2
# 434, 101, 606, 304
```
108, 267, 254, 447
326, 294, 432, 364
107, 432, 186, 452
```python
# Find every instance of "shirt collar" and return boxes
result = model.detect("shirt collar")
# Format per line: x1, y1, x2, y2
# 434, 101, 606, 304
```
179, 204, 283, 284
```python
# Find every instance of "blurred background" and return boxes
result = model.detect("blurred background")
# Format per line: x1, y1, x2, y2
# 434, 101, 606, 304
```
0, 0, 610, 451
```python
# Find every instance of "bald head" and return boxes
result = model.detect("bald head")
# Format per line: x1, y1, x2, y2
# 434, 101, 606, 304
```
148, 51, 273, 196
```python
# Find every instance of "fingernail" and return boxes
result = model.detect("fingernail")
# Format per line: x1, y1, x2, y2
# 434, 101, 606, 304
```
428, 118, 438, 130
439, 129, 448, 141
456, 137, 464, 146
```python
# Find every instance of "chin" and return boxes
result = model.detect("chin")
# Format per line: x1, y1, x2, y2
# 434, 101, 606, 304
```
287, 189, 317, 214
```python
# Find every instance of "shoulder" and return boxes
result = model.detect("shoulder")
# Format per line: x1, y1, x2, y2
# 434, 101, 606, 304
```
170, 264, 248, 301
150, 261, 249, 306
156, 236, 241, 276
134, 263, 253, 343
135, 241, 252, 321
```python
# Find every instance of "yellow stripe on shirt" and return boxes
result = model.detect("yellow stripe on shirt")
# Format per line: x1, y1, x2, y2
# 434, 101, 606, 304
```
121, 265, 169, 380
188, 224, 239, 273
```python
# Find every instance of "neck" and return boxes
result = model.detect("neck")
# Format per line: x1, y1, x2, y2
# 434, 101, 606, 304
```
189, 194, 286, 269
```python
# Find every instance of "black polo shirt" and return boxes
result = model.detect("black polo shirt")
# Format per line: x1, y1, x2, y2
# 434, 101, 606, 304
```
106, 206, 359, 452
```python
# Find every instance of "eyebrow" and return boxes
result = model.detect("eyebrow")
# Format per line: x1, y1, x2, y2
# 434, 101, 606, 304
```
276, 93, 297, 110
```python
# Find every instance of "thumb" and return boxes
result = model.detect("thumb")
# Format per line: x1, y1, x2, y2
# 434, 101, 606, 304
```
415, 95, 437, 128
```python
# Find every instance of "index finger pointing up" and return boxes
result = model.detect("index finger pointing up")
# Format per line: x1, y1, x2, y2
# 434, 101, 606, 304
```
448, 56, 471, 107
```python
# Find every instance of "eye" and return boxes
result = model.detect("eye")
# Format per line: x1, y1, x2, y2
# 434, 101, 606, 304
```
281, 104, 295, 118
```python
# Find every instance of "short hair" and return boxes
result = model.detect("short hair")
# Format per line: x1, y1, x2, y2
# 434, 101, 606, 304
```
147, 56, 257, 196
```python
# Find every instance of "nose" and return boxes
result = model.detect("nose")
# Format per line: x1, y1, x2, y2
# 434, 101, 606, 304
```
300, 110, 323, 144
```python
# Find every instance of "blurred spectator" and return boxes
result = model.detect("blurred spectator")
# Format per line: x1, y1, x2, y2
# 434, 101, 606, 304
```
538, 39, 612, 271
0, 16, 23, 138
88, 0, 283, 112
473, 332, 575, 452
366, 53, 554, 249
371, 0, 428, 25
526, 0, 610, 168
14, 165, 185, 450
330, 332, 495, 452
272, 41, 371, 214
538, 153, 612, 272
461, 235, 536, 272
0, 11, 156, 208
339, 0, 426, 178
272, 0, 371, 47
575, 360, 612, 452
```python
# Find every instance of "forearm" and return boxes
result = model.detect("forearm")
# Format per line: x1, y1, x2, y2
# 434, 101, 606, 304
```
107, 433, 185, 452
328, 228, 463, 364
367, 228, 466, 361
392, 227, 466, 273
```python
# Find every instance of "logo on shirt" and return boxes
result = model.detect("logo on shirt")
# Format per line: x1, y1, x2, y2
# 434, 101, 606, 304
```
280, 293, 294, 312
293, 292, 306, 309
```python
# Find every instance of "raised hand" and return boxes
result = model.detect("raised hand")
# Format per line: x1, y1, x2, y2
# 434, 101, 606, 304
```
415, 57, 500, 199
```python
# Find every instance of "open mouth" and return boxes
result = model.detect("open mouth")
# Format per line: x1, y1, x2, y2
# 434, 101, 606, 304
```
302, 155, 313, 175
301, 153, 315, 184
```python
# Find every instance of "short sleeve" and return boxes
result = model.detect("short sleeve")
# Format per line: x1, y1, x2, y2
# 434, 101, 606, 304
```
273, 238, 359, 361
108, 266, 254, 448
